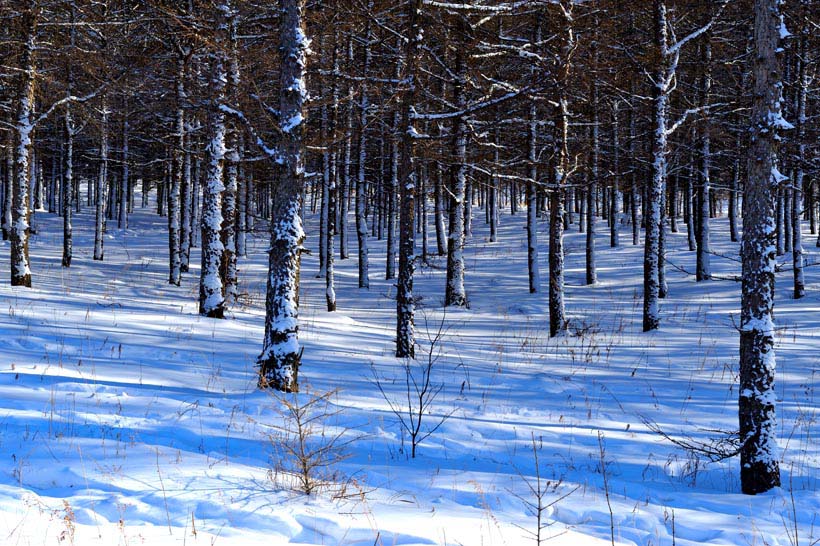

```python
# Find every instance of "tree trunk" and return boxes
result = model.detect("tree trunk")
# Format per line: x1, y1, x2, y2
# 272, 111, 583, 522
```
643, 0, 671, 332
729, 143, 740, 243
629, 104, 640, 246
586, 76, 599, 285
258, 0, 309, 391
93, 99, 109, 261
610, 101, 621, 248
10, 3, 37, 287
169, 56, 185, 286
445, 21, 469, 308
356, 16, 371, 289
3, 138, 11, 242
221, 7, 240, 299
180, 121, 194, 270
118, 99, 129, 230
395, 0, 423, 358
549, 0, 574, 337
739, 0, 785, 495
696, 39, 712, 281
62, 105, 74, 268
199, 52, 227, 318
792, 18, 807, 299
434, 161, 446, 255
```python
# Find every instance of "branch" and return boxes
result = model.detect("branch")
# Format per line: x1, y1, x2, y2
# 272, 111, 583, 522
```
219, 103, 283, 164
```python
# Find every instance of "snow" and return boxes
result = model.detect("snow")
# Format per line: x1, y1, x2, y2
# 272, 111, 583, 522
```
767, 110, 795, 131
0, 188, 817, 545
281, 112, 303, 133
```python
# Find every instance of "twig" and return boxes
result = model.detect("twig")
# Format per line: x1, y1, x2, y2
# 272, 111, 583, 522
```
597, 431, 615, 546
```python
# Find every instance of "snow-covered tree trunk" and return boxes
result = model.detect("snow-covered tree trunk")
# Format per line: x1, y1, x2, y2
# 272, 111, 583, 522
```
628, 104, 640, 246
643, 0, 672, 332
668, 176, 678, 233
685, 167, 696, 251
527, 103, 540, 294
10, 2, 37, 287
549, 0, 574, 337
386, 108, 399, 280
586, 69, 599, 286
395, 0, 424, 358
190, 153, 201, 249
729, 134, 740, 243
236, 145, 247, 258
62, 104, 74, 268
792, 14, 807, 300
48, 154, 56, 214
339, 36, 354, 262
93, 98, 109, 262
434, 163, 446, 255
180, 121, 194, 270
221, 3, 240, 299
169, 56, 185, 286
784, 183, 792, 254
325, 39, 340, 312
489, 134, 499, 244
326, 168, 337, 311
356, 18, 371, 289
421, 159, 430, 258
258, 0, 309, 391
198, 51, 227, 318
610, 100, 621, 248
464, 178, 472, 238
118, 99, 129, 230
3, 139, 11, 242
318, 121, 329, 278
445, 21, 468, 309
739, 0, 787, 495
61, 13, 75, 267
577, 187, 585, 233
776, 187, 785, 255
696, 39, 712, 281
658, 187, 668, 299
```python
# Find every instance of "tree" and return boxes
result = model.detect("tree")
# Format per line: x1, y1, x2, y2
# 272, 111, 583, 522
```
10, 1, 38, 287
394, 0, 424, 358
199, 42, 228, 318
548, 0, 575, 337
257, 0, 309, 392
739, 0, 789, 495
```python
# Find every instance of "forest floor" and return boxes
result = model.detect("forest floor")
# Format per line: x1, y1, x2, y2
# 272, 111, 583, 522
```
0, 197, 817, 546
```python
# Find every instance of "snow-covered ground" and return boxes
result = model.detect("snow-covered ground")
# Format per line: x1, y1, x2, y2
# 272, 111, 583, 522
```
0, 197, 817, 545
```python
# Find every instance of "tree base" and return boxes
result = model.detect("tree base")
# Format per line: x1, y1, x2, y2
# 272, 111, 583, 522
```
11, 274, 31, 288
258, 352, 300, 393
